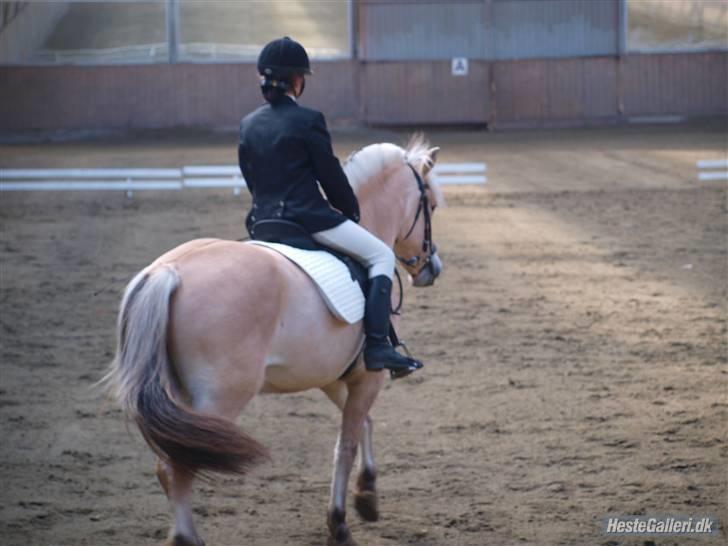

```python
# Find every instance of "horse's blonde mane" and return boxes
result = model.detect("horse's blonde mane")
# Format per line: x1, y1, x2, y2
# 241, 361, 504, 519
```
343, 135, 444, 208
344, 143, 403, 192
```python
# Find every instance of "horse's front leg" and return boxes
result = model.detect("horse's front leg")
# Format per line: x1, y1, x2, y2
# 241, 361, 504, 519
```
327, 372, 385, 546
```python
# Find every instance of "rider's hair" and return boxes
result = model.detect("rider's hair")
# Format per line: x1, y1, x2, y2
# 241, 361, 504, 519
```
261, 83, 289, 103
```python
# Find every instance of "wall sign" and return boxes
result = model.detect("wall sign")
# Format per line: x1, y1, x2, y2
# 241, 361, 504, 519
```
451, 57, 468, 76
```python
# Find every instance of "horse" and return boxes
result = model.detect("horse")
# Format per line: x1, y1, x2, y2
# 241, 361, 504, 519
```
103, 136, 444, 546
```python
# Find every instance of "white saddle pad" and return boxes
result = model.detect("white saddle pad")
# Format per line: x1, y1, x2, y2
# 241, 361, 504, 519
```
247, 241, 365, 324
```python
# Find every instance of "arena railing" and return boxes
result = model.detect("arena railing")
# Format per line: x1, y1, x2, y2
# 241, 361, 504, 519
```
0, 163, 486, 196
182, 163, 486, 188
697, 159, 728, 181
0, 168, 183, 197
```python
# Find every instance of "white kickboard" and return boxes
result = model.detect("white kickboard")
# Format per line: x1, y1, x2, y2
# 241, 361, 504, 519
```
247, 241, 365, 324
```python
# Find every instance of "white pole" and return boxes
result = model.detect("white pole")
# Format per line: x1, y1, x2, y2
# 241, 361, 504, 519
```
166, 0, 180, 63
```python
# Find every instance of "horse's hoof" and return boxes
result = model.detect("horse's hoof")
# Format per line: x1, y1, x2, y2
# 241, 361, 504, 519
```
327, 519, 357, 546
163, 535, 205, 546
327, 532, 358, 546
354, 490, 379, 522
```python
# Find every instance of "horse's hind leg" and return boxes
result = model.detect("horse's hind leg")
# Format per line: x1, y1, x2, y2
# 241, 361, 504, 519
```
322, 381, 380, 524
156, 460, 205, 546
152, 374, 264, 546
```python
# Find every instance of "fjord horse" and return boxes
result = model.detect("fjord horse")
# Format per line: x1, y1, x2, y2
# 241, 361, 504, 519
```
104, 137, 443, 546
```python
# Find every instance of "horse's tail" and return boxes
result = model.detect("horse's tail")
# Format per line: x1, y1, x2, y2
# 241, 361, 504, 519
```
102, 265, 268, 477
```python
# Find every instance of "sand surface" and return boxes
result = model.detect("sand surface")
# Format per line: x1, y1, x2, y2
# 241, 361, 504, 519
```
0, 123, 726, 545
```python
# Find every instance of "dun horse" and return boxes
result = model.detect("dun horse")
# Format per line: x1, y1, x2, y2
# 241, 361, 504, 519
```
104, 137, 443, 546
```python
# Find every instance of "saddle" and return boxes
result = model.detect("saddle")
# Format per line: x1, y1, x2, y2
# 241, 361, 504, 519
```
250, 219, 368, 293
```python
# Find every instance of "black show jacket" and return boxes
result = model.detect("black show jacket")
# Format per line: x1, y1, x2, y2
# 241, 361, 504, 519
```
238, 96, 360, 235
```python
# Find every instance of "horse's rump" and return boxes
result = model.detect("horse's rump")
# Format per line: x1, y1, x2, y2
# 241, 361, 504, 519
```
104, 262, 269, 477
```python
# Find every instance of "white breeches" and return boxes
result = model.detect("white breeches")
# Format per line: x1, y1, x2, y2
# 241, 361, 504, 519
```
312, 220, 394, 280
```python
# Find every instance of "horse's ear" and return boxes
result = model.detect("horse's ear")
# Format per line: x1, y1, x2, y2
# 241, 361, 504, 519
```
424, 147, 440, 176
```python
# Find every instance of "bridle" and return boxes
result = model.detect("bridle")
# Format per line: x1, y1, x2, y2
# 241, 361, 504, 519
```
396, 163, 437, 276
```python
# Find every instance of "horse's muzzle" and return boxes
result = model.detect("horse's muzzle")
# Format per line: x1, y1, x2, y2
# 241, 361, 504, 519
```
412, 252, 442, 287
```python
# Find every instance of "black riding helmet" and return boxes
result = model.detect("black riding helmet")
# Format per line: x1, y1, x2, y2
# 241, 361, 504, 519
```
258, 37, 311, 96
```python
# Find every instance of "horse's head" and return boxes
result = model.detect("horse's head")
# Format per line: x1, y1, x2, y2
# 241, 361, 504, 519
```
393, 142, 443, 287
345, 136, 444, 287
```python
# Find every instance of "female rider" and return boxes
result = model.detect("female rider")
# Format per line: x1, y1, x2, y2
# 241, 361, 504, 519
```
238, 37, 422, 378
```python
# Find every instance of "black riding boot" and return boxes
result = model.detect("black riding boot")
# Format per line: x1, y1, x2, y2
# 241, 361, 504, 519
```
364, 275, 423, 379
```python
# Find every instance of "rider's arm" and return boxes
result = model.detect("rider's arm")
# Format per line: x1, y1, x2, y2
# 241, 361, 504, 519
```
237, 143, 254, 196
306, 112, 360, 223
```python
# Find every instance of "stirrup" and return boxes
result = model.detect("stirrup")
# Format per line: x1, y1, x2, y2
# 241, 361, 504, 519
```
389, 362, 422, 380
388, 341, 423, 380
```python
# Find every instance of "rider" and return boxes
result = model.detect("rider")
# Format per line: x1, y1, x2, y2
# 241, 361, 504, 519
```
238, 37, 422, 378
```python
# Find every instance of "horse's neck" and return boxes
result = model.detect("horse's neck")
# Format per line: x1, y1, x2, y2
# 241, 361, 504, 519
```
356, 172, 406, 248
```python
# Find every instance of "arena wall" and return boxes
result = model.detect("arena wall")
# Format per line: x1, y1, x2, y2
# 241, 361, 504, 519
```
0, 60, 359, 131
490, 51, 727, 128
1, 51, 725, 131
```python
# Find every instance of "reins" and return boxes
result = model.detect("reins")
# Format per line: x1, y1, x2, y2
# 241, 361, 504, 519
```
391, 268, 404, 315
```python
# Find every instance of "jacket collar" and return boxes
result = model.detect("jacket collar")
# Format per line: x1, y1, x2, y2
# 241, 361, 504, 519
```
277, 95, 298, 106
